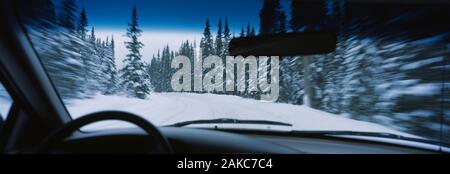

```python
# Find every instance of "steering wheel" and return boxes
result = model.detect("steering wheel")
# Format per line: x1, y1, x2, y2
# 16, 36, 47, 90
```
35, 111, 173, 154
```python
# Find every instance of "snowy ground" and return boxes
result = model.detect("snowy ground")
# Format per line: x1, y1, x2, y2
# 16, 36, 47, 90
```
67, 93, 419, 138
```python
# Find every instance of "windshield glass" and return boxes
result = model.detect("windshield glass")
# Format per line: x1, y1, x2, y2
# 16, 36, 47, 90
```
16, 0, 449, 147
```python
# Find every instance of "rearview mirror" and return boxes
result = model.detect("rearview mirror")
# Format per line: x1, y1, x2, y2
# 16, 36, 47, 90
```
229, 32, 337, 57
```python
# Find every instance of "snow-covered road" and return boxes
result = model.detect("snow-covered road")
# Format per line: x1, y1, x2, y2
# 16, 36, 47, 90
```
68, 93, 418, 138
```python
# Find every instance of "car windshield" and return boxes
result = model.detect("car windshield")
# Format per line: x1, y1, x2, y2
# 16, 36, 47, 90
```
14, 0, 449, 147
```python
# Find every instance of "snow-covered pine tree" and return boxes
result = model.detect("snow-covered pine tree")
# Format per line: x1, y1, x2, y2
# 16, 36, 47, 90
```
200, 19, 214, 57
221, 19, 234, 94
380, 36, 448, 141
75, 6, 92, 95
222, 18, 232, 58
89, 26, 96, 43
341, 38, 383, 121
200, 19, 215, 92
49, 1, 88, 98
215, 19, 224, 56
24, 0, 117, 99
153, 50, 163, 92
240, 26, 245, 37
58, 0, 78, 31
26, 0, 112, 99
278, 58, 304, 104
120, 6, 151, 99
96, 38, 110, 91
306, 0, 344, 111
77, 6, 88, 40
176, 40, 196, 91
29, 27, 86, 99
103, 36, 119, 95
161, 45, 173, 91
148, 54, 161, 92
81, 26, 103, 94
321, 0, 347, 114
213, 19, 226, 94
147, 44, 180, 93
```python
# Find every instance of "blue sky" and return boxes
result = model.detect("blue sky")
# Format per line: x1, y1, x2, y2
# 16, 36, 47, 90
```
70, 0, 277, 64
78, 0, 265, 32
62, 0, 291, 65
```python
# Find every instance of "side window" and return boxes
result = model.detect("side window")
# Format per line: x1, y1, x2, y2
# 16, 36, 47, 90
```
0, 82, 13, 120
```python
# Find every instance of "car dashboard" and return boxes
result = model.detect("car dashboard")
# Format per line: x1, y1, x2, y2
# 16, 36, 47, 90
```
57, 127, 437, 154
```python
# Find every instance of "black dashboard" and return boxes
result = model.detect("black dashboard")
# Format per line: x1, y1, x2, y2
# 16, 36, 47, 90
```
58, 127, 437, 154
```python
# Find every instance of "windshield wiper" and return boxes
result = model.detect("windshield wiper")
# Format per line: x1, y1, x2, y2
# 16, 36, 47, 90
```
167, 118, 293, 128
